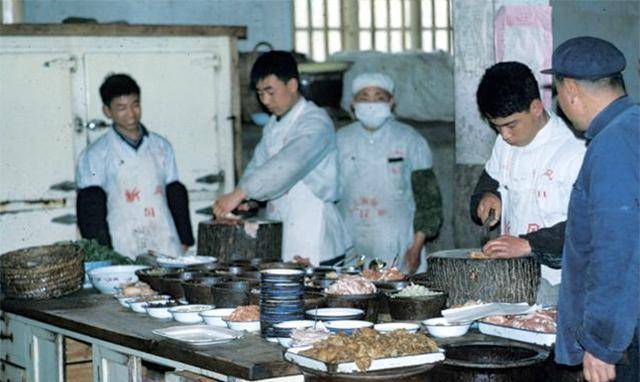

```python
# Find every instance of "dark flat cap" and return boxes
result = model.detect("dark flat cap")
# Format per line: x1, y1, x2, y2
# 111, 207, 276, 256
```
541, 36, 626, 79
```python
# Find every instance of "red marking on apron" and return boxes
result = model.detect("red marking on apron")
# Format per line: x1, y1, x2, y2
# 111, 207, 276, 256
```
542, 169, 554, 180
144, 207, 156, 217
527, 223, 540, 233
154, 185, 163, 195
537, 190, 548, 198
377, 209, 386, 217
125, 188, 141, 203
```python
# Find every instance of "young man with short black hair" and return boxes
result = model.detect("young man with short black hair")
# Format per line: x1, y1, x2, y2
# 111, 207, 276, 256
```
470, 61, 586, 304
76, 73, 193, 259
213, 51, 350, 265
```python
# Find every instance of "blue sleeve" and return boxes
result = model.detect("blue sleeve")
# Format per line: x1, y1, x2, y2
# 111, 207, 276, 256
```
239, 116, 333, 201
577, 129, 640, 364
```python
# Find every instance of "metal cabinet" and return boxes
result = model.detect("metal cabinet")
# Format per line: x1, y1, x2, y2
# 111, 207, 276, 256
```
0, 24, 242, 254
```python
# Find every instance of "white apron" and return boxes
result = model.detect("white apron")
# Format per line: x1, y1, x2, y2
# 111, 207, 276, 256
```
498, 135, 562, 285
263, 104, 347, 265
106, 134, 183, 260
340, 134, 417, 272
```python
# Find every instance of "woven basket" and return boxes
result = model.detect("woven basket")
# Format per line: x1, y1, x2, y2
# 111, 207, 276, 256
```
0, 242, 84, 300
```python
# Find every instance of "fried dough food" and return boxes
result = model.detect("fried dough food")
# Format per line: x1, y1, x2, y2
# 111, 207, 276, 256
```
301, 327, 439, 371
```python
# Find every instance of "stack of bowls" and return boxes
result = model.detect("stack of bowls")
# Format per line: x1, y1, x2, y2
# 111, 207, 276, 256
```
260, 269, 305, 339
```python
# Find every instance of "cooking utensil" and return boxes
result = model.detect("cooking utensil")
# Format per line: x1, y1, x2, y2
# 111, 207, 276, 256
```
481, 208, 495, 246
391, 252, 400, 268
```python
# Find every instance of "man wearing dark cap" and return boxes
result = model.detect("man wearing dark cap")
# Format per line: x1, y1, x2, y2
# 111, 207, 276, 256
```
544, 36, 639, 382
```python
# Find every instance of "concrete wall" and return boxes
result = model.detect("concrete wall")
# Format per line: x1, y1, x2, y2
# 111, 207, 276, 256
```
21, 0, 293, 52
551, 0, 640, 103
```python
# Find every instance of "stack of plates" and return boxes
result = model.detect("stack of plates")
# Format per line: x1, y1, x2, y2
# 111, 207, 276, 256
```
260, 269, 305, 338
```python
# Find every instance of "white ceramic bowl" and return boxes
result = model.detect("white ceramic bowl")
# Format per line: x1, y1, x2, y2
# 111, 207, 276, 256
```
88, 265, 150, 294
145, 301, 180, 320
422, 317, 472, 338
115, 295, 140, 308
169, 304, 214, 324
305, 308, 364, 321
224, 319, 261, 332
373, 322, 420, 334
276, 337, 293, 347
325, 320, 373, 335
200, 308, 236, 327
273, 320, 316, 330
128, 295, 170, 313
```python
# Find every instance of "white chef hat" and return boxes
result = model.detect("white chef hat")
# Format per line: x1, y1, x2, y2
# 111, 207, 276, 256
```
351, 72, 394, 96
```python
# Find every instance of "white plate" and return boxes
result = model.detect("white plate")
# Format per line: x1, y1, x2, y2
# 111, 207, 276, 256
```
152, 325, 242, 345
305, 308, 364, 320
478, 322, 556, 347
285, 346, 445, 373
374, 322, 420, 334
156, 256, 217, 268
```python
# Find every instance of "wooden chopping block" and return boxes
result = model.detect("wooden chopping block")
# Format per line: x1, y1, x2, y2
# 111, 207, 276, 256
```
418, 248, 540, 306
197, 218, 282, 263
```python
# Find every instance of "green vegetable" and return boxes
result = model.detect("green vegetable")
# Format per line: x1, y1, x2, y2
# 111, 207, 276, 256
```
75, 239, 140, 265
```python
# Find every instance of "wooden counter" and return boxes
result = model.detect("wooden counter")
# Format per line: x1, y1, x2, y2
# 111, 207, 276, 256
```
1, 290, 300, 381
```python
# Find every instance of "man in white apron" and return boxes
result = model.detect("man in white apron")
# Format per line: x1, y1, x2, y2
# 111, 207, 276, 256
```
213, 51, 351, 265
470, 62, 586, 304
76, 74, 193, 260
337, 73, 442, 274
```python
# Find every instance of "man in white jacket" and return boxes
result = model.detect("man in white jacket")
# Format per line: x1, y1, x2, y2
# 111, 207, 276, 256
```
470, 61, 586, 304
213, 51, 350, 265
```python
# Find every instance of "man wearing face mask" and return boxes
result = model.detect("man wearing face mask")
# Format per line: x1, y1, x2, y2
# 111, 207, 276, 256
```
337, 73, 443, 274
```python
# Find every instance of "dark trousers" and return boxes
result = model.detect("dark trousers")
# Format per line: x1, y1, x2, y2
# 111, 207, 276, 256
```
616, 324, 639, 382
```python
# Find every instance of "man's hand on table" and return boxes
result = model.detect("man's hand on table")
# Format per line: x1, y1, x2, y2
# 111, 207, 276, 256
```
482, 235, 531, 258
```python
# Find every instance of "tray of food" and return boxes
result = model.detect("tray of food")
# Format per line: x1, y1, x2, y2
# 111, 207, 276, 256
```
152, 325, 243, 345
478, 307, 557, 347
284, 328, 444, 373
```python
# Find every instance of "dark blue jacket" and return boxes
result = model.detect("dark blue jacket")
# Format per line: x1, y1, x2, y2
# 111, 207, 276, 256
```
556, 96, 640, 365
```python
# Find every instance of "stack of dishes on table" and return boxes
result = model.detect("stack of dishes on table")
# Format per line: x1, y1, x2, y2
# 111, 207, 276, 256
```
260, 268, 305, 339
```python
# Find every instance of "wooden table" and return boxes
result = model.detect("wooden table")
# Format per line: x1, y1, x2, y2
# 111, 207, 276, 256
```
1, 290, 302, 382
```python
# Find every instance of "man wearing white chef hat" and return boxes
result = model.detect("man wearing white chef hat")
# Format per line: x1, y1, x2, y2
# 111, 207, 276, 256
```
337, 72, 443, 275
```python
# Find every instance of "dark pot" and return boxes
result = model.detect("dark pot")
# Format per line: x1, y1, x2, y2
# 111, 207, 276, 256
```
181, 275, 231, 304
211, 280, 258, 308
160, 271, 205, 300
185, 262, 228, 272
388, 291, 448, 321
228, 264, 257, 275
429, 342, 549, 382
303, 291, 326, 311
237, 270, 261, 280
135, 268, 169, 292
311, 277, 337, 290
325, 292, 382, 323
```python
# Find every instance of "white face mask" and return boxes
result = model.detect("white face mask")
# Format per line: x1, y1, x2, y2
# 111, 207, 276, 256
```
354, 102, 392, 130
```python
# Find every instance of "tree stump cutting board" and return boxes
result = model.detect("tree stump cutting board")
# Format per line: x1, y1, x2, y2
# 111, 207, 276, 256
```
416, 249, 540, 306
197, 219, 282, 263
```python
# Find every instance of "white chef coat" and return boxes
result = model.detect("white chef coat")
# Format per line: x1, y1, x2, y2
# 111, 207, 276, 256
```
337, 118, 433, 272
239, 98, 351, 264
76, 128, 183, 260
485, 112, 586, 285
